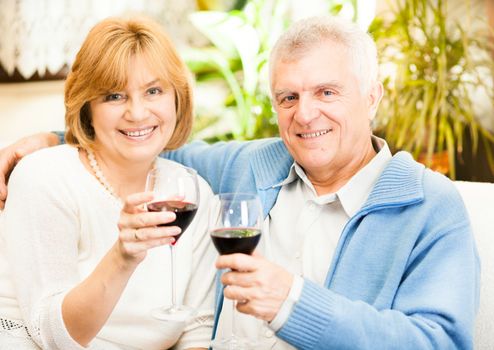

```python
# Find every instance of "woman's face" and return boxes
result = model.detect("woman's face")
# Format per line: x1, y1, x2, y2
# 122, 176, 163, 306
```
89, 55, 177, 165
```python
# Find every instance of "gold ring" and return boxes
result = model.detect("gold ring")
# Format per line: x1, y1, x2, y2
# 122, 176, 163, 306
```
134, 229, 140, 241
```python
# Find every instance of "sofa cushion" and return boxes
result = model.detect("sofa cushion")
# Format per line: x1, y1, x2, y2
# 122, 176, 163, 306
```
455, 181, 494, 350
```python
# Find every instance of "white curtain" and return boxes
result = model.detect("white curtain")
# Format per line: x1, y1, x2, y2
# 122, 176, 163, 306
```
0, 0, 198, 79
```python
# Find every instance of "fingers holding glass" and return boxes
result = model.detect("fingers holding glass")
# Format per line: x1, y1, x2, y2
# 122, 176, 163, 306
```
126, 226, 180, 243
116, 200, 181, 261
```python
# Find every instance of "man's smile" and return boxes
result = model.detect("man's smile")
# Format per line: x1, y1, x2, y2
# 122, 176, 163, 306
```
297, 128, 331, 139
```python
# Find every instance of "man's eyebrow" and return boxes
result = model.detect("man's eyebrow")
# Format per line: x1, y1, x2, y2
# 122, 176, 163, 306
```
273, 82, 343, 98
274, 89, 293, 98
314, 82, 343, 90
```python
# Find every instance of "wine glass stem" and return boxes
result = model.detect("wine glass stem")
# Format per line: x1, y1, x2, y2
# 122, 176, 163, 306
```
170, 245, 176, 308
231, 299, 237, 339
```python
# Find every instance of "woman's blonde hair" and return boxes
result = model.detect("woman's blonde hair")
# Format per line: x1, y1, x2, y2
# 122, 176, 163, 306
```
64, 17, 193, 151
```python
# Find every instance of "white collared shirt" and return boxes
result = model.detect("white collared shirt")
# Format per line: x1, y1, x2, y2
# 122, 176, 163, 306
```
215, 138, 392, 349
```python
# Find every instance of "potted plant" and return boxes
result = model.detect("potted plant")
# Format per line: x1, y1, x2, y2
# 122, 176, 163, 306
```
369, 0, 494, 179
182, 0, 288, 141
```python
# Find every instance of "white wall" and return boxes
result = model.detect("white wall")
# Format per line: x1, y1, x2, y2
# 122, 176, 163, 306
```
0, 0, 491, 148
0, 81, 65, 147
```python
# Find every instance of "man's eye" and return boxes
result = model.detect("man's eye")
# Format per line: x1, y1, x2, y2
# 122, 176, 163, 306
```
278, 95, 297, 108
104, 93, 123, 102
323, 90, 333, 96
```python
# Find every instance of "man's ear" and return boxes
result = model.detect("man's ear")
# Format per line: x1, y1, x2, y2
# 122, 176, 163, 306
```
368, 81, 383, 120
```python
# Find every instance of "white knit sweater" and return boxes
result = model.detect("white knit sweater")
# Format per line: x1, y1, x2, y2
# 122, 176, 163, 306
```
0, 145, 216, 349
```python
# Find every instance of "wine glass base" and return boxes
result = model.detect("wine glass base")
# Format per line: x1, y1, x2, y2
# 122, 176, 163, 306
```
210, 336, 254, 350
151, 305, 195, 322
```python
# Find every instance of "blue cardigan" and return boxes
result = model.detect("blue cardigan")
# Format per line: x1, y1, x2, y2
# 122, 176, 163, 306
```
165, 137, 479, 349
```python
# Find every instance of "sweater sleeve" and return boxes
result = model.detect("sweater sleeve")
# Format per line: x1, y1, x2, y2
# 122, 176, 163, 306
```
2, 154, 87, 349
162, 140, 246, 195
53, 131, 65, 145
172, 177, 217, 350
276, 198, 479, 349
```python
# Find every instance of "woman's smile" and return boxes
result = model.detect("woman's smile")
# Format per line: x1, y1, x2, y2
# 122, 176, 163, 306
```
118, 125, 158, 141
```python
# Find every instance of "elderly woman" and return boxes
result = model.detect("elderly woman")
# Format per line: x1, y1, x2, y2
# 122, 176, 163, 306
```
0, 17, 215, 349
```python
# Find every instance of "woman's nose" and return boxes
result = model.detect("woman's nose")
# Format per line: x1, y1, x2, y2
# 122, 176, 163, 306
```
126, 98, 149, 122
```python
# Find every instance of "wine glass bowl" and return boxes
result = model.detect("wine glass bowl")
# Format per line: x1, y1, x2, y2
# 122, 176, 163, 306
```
147, 200, 198, 244
211, 228, 261, 255
146, 166, 200, 320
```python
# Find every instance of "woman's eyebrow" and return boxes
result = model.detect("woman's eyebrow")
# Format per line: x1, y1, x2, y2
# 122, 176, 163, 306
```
142, 79, 160, 88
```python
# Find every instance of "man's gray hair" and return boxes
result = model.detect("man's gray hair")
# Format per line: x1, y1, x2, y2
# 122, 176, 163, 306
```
269, 16, 379, 93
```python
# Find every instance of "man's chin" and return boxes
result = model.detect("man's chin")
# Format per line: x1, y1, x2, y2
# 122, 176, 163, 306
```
295, 153, 334, 172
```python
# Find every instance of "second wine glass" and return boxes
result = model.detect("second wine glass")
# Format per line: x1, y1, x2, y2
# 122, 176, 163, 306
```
146, 166, 200, 321
209, 193, 263, 350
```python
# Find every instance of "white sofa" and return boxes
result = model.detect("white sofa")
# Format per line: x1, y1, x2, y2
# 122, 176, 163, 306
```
0, 181, 491, 348
455, 181, 494, 350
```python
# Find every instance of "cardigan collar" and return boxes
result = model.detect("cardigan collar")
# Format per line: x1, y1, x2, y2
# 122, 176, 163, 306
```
249, 139, 425, 211
361, 151, 425, 211
249, 138, 293, 190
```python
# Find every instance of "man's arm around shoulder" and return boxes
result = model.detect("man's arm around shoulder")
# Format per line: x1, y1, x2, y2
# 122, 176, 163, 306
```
0, 132, 60, 208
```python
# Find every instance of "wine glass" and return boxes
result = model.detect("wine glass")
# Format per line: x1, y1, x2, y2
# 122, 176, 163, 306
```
146, 166, 200, 321
209, 193, 263, 350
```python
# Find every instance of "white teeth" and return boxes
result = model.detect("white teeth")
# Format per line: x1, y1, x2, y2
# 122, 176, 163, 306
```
299, 129, 330, 139
123, 127, 154, 137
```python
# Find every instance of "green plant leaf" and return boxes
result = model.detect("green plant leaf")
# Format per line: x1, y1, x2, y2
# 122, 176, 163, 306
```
189, 11, 261, 95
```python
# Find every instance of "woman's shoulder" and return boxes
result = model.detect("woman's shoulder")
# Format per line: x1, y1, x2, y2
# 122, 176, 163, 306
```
11, 145, 80, 181
5, 145, 82, 209
18, 144, 78, 166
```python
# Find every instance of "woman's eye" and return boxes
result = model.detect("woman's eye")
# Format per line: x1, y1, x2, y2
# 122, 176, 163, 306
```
104, 93, 123, 102
147, 87, 162, 95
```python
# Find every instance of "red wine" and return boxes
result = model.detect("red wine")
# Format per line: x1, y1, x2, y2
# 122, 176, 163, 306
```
210, 228, 261, 255
147, 201, 198, 244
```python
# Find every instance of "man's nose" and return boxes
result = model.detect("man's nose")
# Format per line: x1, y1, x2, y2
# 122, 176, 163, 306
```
126, 98, 149, 121
293, 95, 319, 125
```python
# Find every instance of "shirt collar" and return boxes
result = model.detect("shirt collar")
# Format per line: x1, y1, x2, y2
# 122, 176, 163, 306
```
337, 137, 392, 217
278, 163, 299, 186
279, 136, 392, 217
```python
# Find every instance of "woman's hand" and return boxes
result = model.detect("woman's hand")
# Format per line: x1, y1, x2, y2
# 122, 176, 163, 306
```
115, 191, 181, 265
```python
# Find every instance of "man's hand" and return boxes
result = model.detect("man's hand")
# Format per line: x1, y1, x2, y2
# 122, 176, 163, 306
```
0, 132, 60, 209
216, 252, 294, 322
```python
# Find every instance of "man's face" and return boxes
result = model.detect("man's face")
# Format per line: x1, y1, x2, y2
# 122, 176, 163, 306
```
271, 40, 382, 183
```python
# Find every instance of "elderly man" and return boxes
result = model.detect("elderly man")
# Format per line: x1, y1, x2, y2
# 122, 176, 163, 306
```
0, 16, 479, 349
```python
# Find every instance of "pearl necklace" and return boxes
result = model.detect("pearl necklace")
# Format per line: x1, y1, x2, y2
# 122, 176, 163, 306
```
86, 149, 122, 204
86, 149, 157, 205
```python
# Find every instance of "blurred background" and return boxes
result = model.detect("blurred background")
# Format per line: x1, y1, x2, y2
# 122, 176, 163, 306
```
0, 0, 493, 181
